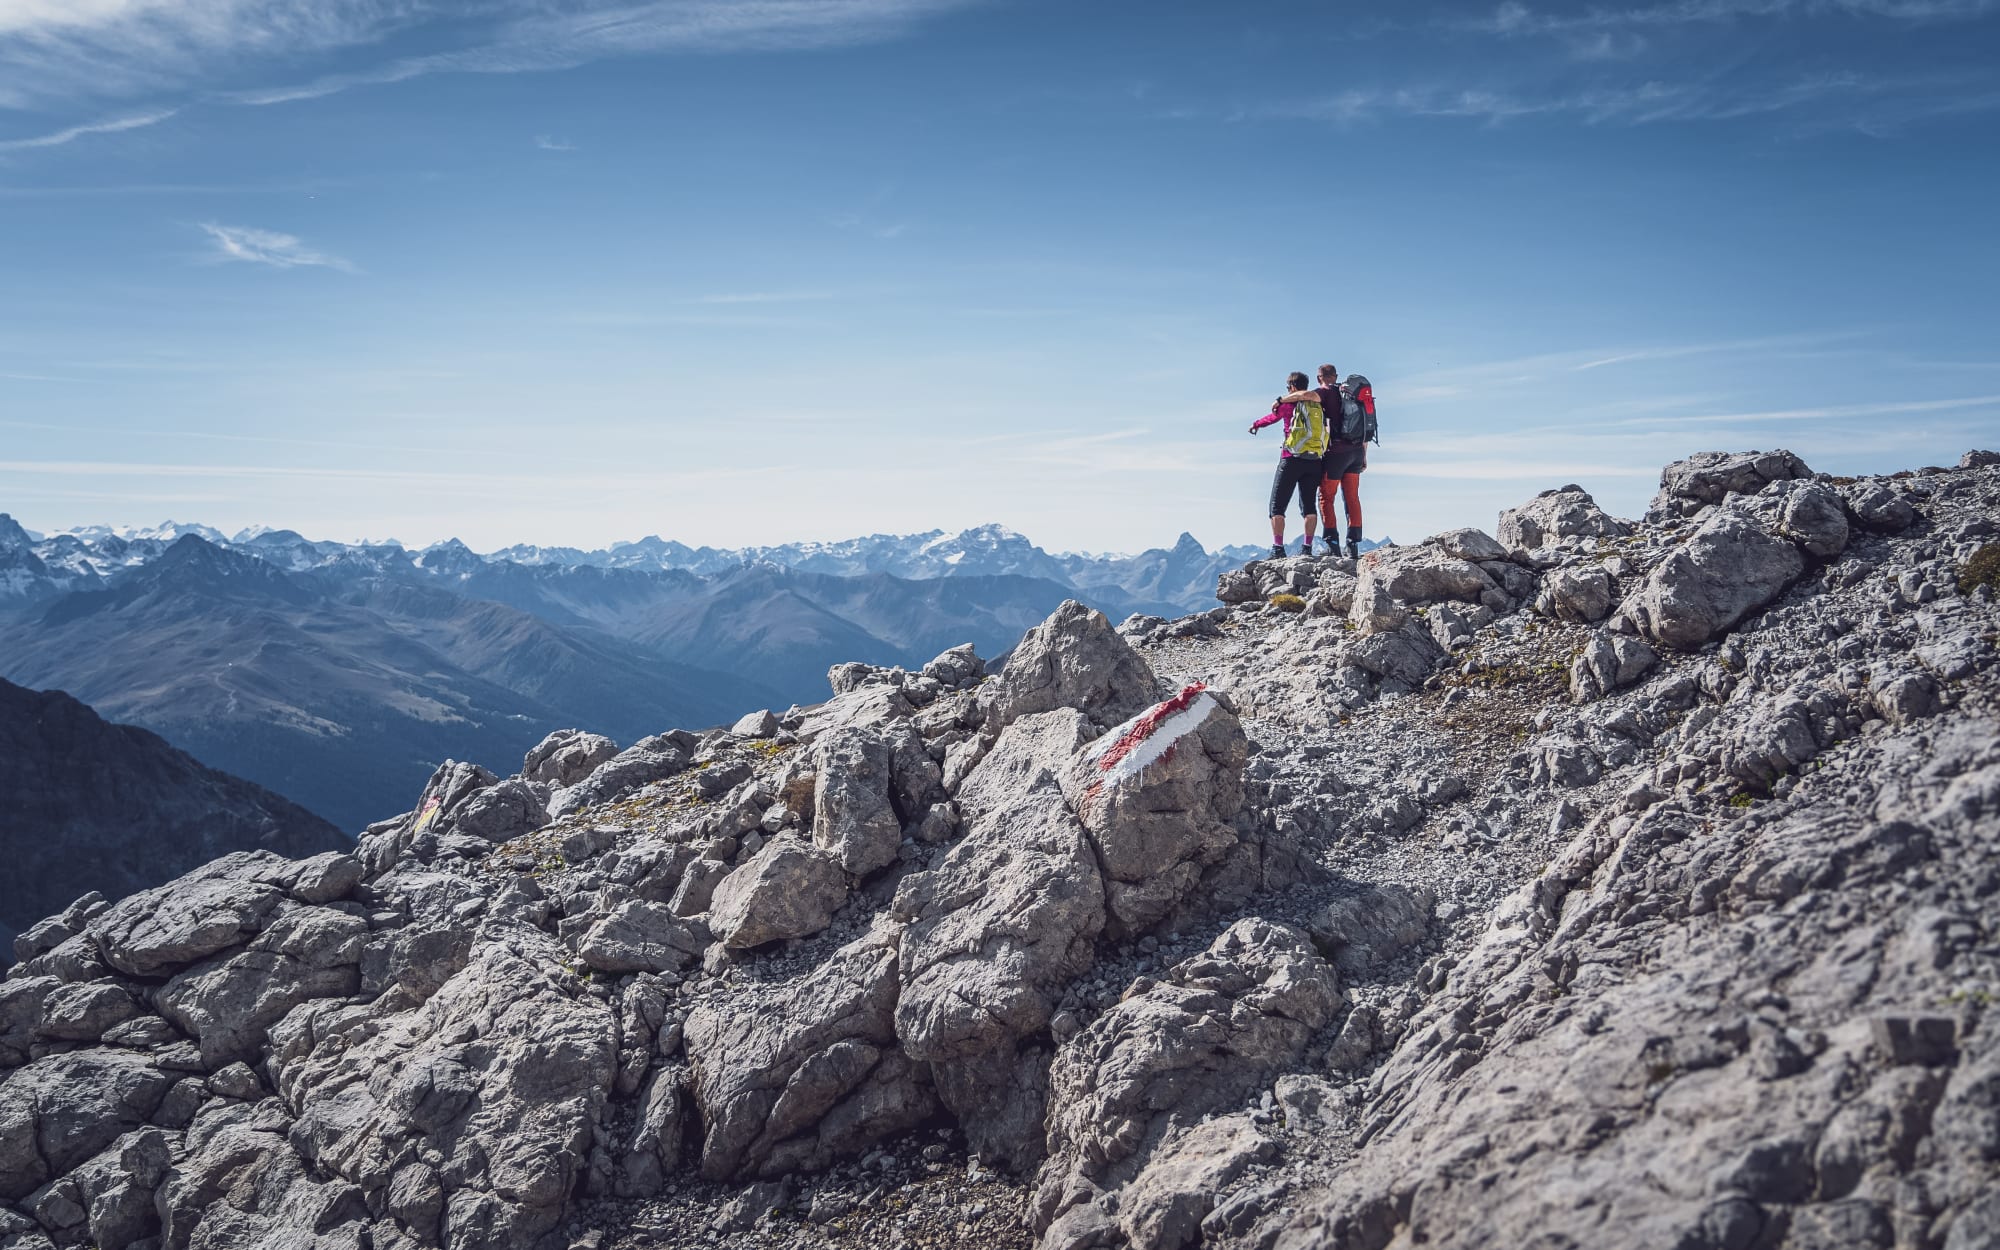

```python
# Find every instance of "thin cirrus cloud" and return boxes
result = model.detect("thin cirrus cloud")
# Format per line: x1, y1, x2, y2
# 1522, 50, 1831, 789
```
0, 108, 177, 151
0, 0, 975, 111
1457, 0, 1997, 36
198, 222, 354, 272
1264, 71, 2000, 133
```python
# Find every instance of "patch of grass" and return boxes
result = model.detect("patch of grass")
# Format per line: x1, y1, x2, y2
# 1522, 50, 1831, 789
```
1728, 791, 1755, 809
1958, 543, 2000, 596
1268, 593, 1307, 612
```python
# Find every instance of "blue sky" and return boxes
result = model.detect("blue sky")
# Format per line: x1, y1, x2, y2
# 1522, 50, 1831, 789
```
2, 0, 1997, 554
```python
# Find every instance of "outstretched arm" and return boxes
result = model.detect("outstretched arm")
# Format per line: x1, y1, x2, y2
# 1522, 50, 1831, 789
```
1249, 407, 1285, 433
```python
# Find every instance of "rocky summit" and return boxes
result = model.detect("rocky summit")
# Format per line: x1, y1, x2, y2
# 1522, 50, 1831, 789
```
2, 448, 1997, 1250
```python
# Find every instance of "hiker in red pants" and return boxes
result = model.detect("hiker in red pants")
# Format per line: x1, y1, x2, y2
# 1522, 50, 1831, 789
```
1283, 364, 1375, 558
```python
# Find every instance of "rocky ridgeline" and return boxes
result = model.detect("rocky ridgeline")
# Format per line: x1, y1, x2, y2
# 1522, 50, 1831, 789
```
3, 448, 1998, 1250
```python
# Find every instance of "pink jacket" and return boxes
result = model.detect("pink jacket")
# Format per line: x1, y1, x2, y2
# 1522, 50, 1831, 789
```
1250, 403, 1305, 458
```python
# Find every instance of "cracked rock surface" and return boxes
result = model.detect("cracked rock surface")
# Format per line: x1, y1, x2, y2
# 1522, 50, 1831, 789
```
4, 449, 1997, 1250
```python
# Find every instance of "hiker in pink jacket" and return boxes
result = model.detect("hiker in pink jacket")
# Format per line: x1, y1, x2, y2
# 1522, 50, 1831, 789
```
1248, 371, 1329, 559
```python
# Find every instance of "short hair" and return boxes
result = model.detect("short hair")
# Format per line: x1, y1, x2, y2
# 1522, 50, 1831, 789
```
1318, 363, 1338, 379
1287, 371, 1311, 391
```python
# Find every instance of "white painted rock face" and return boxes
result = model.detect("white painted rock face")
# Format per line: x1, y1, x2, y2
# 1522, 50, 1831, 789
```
1063, 683, 1249, 935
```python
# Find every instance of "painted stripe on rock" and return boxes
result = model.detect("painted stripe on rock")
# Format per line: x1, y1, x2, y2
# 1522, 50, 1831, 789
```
1089, 683, 1215, 789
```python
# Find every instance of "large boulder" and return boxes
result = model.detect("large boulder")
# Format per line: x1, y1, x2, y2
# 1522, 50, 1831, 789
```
893, 711, 1107, 1171
86, 873, 288, 979
1061, 684, 1249, 936
1357, 544, 1495, 606
1570, 632, 1660, 703
1537, 565, 1615, 623
575, 900, 708, 974
1838, 479, 1918, 534
155, 1096, 370, 1250
445, 778, 549, 844
154, 906, 369, 1066
0, 1050, 174, 1200
270, 932, 615, 1250
811, 725, 904, 875
685, 931, 933, 1180
706, 834, 850, 949
978, 600, 1159, 733
1034, 920, 1342, 1239
920, 643, 986, 690
1619, 508, 1807, 650
548, 732, 694, 819
522, 729, 619, 788
1498, 485, 1632, 550
1649, 449, 1811, 520
1739, 477, 1851, 560
30, 1125, 175, 1250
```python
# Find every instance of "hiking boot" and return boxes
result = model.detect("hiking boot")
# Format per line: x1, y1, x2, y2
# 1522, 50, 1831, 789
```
1270, 543, 1286, 561
1344, 539, 1363, 560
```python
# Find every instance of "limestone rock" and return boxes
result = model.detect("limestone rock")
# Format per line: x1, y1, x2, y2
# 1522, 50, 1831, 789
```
894, 713, 1106, 1170
1352, 544, 1495, 613
1570, 632, 1659, 703
1619, 508, 1806, 650
1035, 920, 1340, 1236
1537, 565, 1614, 623
1649, 448, 1812, 519
272, 932, 614, 1250
154, 906, 368, 1066
1114, 1115, 1278, 1250
86, 873, 288, 979
978, 600, 1159, 732
811, 725, 904, 875
576, 900, 708, 974
1309, 885, 1434, 977
731, 709, 779, 738
1434, 527, 1508, 561
0, 1050, 173, 1200
446, 778, 549, 844
707, 834, 850, 949
685, 932, 933, 1180
1498, 484, 1633, 550
550, 733, 693, 819
1061, 684, 1248, 935
1216, 568, 1261, 605
920, 643, 986, 690
1839, 479, 1919, 534
523, 729, 619, 788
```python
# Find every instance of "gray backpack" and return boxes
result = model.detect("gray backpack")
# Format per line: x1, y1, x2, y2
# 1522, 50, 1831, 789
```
1336, 375, 1378, 445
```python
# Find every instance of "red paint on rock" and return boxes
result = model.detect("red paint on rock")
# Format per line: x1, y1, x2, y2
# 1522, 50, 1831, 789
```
1095, 682, 1208, 774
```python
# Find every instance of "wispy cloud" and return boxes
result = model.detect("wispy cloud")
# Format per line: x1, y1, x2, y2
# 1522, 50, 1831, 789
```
0, 0, 974, 111
1615, 393, 2000, 425
534, 134, 576, 151
1457, 0, 1996, 37
1393, 332, 1862, 401
0, 108, 176, 151
198, 222, 353, 272
1268, 72, 1996, 131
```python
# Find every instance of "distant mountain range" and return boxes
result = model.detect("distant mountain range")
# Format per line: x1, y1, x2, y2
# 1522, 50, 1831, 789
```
0, 515, 1280, 829
0, 676, 348, 949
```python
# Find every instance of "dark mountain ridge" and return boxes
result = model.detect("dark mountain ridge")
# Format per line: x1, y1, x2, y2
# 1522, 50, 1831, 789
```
0, 676, 347, 948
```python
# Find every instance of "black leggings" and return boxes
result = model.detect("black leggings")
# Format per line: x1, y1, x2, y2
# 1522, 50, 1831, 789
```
1268, 456, 1323, 518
